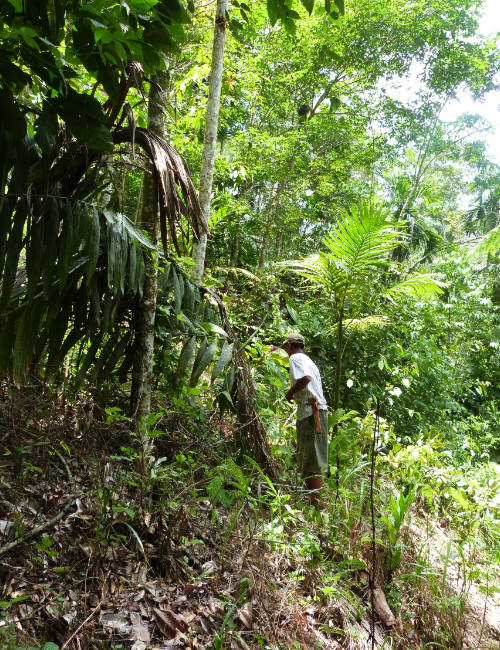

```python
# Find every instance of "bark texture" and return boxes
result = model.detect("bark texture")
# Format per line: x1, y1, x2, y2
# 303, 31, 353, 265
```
131, 71, 168, 442
191, 0, 228, 284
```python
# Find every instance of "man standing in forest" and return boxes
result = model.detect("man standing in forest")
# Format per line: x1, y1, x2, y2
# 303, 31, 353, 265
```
280, 333, 329, 507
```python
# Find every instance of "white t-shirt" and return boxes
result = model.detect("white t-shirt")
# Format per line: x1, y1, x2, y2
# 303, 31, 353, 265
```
288, 352, 328, 421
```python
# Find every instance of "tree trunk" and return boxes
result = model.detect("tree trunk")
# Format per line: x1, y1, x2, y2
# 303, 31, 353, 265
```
230, 222, 240, 267
191, 0, 228, 285
131, 70, 168, 468
258, 180, 285, 269
333, 306, 344, 427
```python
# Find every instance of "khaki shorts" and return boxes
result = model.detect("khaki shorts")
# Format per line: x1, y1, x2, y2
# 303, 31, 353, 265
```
296, 410, 329, 477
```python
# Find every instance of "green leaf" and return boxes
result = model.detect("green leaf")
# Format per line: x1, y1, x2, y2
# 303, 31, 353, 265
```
98, 65, 121, 104
333, 0, 344, 14
190, 338, 217, 387
56, 90, 113, 150
383, 274, 446, 301
174, 335, 197, 385
86, 208, 100, 285
267, 0, 278, 25
41, 641, 60, 650
42, 198, 59, 292
12, 299, 46, 382
0, 92, 26, 140
57, 200, 74, 289
201, 322, 228, 338
26, 217, 44, 299
35, 103, 59, 152
282, 17, 296, 35
183, 279, 195, 316
448, 487, 470, 510
212, 341, 234, 381
121, 214, 155, 249
300, 0, 314, 13
172, 268, 183, 313
70, 120, 114, 151
0, 312, 16, 377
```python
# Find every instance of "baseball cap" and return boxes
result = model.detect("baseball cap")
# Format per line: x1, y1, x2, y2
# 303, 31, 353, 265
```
285, 332, 305, 345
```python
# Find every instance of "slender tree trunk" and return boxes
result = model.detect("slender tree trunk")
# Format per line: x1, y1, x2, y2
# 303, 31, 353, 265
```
258, 180, 284, 269
191, 0, 228, 284
131, 71, 168, 467
230, 221, 240, 267
333, 306, 344, 422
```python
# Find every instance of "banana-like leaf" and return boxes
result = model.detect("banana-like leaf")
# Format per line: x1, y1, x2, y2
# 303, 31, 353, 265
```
0, 312, 16, 376
218, 366, 236, 412
172, 268, 183, 313
102, 210, 154, 250
202, 322, 228, 338
174, 335, 196, 385
12, 298, 46, 382
177, 311, 197, 333
157, 263, 172, 290
86, 207, 100, 285
57, 200, 74, 289
190, 338, 217, 387
211, 341, 234, 381
42, 198, 58, 292
26, 217, 44, 300
183, 279, 195, 316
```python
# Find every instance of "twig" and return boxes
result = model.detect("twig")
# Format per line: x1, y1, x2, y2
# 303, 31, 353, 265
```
52, 446, 72, 482
0, 498, 78, 558
60, 570, 110, 649
476, 573, 489, 650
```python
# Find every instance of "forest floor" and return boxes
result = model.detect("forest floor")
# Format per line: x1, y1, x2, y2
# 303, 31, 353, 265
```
0, 382, 499, 650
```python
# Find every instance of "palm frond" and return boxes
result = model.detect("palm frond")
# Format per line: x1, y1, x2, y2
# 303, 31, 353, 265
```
342, 314, 391, 332
470, 225, 500, 257
283, 202, 404, 302
113, 127, 205, 255
383, 274, 446, 301
323, 202, 402, 276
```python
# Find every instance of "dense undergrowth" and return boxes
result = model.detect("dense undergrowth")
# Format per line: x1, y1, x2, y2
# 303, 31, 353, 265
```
1, 376, 498, 650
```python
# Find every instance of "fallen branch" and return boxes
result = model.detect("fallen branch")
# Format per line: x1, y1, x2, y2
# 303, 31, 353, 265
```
0, 498, 78, 559
52, 445, 73, 482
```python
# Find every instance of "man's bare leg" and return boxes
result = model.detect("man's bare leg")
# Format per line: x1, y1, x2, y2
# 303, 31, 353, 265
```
305, 476, 322, 508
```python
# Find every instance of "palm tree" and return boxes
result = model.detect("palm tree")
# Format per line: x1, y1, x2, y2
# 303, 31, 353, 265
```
286, 201, 445, 417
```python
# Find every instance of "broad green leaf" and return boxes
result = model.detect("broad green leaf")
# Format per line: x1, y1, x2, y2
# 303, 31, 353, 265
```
174, 335, 196, 384
34, 103, 59, 152
201, 322, 228, 338
172, 269, 183, 313
190, 338, 217, 387
300, 0, 314, 14
0, 312, 16, 376
212, 341, 234, 381
57, 200, 74, 289
183, 278, 195, 315
267, 0, 278, 25
86, 208, 100, 285
12, 299, 46, 382
42, 198, 59, 292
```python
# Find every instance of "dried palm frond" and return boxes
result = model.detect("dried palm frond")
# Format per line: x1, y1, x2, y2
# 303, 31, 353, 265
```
113, 127, 205, 254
